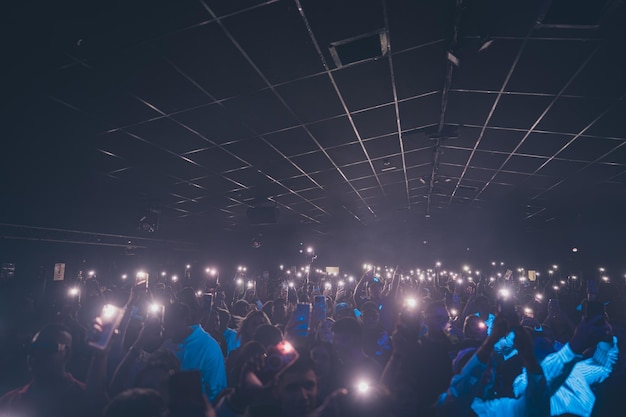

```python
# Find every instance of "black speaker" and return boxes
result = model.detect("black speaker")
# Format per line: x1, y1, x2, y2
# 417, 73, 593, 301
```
247, 206, 279, 224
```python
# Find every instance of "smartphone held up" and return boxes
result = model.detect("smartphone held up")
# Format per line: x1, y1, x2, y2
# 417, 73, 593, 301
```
89, 304, 126, 350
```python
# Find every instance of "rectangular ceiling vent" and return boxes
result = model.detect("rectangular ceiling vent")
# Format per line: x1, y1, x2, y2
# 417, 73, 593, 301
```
537, 0, 613, 29
329, 29, 388, 68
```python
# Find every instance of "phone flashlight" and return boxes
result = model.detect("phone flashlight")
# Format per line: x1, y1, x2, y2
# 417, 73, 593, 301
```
247, 281, 254, 289
338, 280, 345, 287
498, 288, 510, 299
289, 281, 295, 288
405, 298, 417, 309
101, 304, 117, 320
450, 308, 458, 317
524, 307, 533, 316
172, 275, 178, 282
68, 287, 79, 297
356, 380, 370, 394
196, 290, 202, 297
149, 303, 162, 314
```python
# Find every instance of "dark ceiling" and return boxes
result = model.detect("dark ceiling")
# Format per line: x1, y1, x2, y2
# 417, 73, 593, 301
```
2, 0, 626, 253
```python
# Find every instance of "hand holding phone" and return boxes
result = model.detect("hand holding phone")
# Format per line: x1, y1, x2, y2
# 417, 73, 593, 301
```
258, 340, 299, 385
89, 304, 125, 351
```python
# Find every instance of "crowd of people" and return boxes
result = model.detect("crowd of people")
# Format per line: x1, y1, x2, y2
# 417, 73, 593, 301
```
0, 259, 624, 417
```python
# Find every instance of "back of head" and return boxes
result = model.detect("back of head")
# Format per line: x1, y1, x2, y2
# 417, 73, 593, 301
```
104, 388, 165, 417
29, 323, 73, 379
332, 317, 362, 340
32, 323, 72, 346
252, 324, 283, 348
233, 300, 250, 317
177, 288, 201, 323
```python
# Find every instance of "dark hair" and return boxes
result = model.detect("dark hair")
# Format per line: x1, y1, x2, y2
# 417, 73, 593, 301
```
280, 355, 316, 379
177, 288, 201, 323
331, 317, 362, 339
165, 302, 193, 325
103, 388, 165, 417
253, 324, 283, 348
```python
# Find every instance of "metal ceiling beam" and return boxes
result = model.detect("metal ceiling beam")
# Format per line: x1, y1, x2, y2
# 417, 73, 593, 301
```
426, 0, 463, 216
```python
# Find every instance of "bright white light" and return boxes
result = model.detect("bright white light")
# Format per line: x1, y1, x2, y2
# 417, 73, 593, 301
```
286, 270, 291, 275
524, 307, 533, 315
161, 271, 167, 276
519, 277, 527, 282
357, 381, 370, 394
238, 266, 243, 272
296, 272, 302, 278
288, 281, 294, 288
491, 261, 496, 266
405, 298, 417, 308
306, 247, 313, 254
102, 304, 116, 320
121, 274, 127, 280
478, 321, 486, 329
88, 270, 95, 276
150, 304, 161, 313
560, 280, 566, 285
475, 271, 480, 275
450, 309, 458, 317
436, 262, 441, 267
236, 278, 243, 285
571, 275, 577, 280
247, 281, 254, 289
602, 276, 609, 282
599, 267, 605, 273
172, 275, 178, 282
553, 285, 559, 291
427, 277, 432, 281
386, 272, 392, 279
499, 288, 510, 298
548, 270, 553, 275
490, 277, 495, 282
419, 274, 425, 281
457, 278, 463, 285
572, 248, 578, 253
243, 267, 247, 272
410, 270, 414, 275
325, 282, 332, 290
500, 262, 504, 266
535, 293, 543, 300
497, 273, 502, 277
136, 272, 147, 279
186, 264, 191, 269
463, 265, 470, 272
377, 267, 381, 271
196, 290, 202, 297
553, 265, 558, 270
205, 268, 211, 273
338, 280, 345, 287
279, 265, 284, 270
69, 287, 79, 296
348, 276, 354, 282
